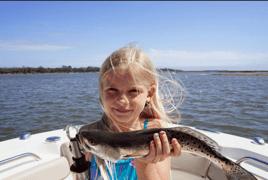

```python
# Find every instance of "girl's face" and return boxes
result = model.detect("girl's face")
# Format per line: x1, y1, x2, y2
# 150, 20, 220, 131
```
102, 69, 153, 126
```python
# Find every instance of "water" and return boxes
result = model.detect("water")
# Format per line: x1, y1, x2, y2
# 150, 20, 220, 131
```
0, 72, 267, 142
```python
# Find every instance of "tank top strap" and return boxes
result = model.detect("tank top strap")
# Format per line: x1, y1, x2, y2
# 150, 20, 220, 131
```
143, 119, 148, 129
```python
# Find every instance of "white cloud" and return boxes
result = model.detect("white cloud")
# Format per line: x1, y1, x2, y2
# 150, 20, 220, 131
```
148, 49, 268, 69
43, 22, 49, 27
47, 32, 83, 36
0, 43, 73, 51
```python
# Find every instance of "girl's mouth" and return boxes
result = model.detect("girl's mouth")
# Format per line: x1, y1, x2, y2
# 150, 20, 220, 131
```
115, 108, 132, 113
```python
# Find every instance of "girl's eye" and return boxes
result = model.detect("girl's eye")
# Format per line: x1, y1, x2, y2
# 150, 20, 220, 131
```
108, 88, 118, 92
129, 89, 139, 93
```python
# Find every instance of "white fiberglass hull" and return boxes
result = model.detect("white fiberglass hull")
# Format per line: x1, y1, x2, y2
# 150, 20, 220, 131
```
0, 125, 267, 180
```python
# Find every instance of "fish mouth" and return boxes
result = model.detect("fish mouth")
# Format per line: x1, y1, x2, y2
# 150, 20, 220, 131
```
82, 140, 92, 152
76, 134, 83, 144
77, 132, 91, 152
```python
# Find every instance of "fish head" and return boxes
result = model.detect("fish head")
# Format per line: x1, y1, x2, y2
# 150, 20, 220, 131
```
78, 129, 102, 153
78, 129, 123, 162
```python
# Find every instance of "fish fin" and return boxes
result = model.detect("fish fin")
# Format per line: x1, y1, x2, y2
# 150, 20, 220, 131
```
119, 148, 149, 159
172, 126, 221, 152
123, 154, 145, 159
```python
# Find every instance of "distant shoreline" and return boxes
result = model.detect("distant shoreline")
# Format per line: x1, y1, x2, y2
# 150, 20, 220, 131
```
1, 71, 268, 76
1, 68, 268, 76
0, 72, 98, 75
0, 66, 100, 75
211, 73, 268, 76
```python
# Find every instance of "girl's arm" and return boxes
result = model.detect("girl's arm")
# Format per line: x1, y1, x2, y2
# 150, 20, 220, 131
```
135, 156, 171, 180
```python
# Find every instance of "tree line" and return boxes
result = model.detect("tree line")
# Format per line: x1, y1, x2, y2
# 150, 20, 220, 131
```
0, 66, 100, 74
0, 66, 183, 75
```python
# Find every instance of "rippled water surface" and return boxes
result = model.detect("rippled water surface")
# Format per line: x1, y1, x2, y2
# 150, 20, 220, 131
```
0, 72, 267, 142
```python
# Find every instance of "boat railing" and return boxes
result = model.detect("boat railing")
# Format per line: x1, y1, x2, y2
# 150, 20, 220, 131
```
236, 156, 268, 168
0, 153, 41, 166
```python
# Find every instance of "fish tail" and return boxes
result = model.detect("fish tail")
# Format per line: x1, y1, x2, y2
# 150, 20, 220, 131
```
223, 162, 257, 180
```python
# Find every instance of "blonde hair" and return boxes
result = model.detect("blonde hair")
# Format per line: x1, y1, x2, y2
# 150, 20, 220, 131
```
96, 43, 185, 132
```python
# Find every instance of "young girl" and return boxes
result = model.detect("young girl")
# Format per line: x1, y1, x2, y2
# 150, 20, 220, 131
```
80, 44, 183, 180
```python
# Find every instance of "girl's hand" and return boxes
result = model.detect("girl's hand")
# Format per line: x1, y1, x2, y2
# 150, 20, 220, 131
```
136, 131, 181, 164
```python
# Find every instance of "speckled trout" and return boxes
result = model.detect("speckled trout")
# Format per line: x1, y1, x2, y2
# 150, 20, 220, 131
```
78, 127, 257, 180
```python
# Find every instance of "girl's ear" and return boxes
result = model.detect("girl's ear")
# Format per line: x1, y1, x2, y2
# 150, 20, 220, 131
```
147, 85, 156, 102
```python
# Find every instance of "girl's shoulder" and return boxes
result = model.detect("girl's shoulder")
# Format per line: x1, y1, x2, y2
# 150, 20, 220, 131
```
145, 118, 169, 129
80, 122, 99, 131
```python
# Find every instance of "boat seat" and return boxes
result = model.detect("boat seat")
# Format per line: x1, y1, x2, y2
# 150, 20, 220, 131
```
61, 141, 77, 180
171, 152, 227, 180
61, 141, 74, 167
3, 156, 70, 180
61, 142, 227, 180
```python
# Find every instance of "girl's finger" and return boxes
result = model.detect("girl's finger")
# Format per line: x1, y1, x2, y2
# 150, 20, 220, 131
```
159, 131, 170, 161
146, 140, 156, 160
171, 138, 181, 157
137, 140, 155, 163
149, 140, 156, 159
153, 133, 162, 163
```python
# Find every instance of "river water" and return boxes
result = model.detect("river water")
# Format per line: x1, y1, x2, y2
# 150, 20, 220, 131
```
0, 72, 267, 142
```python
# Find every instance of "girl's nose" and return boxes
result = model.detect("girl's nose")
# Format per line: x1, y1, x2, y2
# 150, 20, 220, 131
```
118, 93, 129, 105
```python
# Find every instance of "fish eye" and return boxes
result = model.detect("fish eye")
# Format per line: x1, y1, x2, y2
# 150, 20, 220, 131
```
89, 140, 95, 145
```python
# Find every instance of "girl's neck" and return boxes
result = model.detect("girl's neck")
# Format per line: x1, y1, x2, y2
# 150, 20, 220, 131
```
110, 117, 146, 132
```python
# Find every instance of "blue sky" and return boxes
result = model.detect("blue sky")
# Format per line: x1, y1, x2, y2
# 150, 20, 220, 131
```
0, 1, 267, 70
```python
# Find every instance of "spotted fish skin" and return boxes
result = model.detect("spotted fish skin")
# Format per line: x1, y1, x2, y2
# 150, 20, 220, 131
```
79, 127, 257, 180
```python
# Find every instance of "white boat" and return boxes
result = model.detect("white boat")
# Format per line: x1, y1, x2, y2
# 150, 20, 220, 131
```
0, 124, 267, 180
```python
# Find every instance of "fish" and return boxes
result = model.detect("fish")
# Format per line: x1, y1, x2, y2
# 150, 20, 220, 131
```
78, 126, 257, 180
